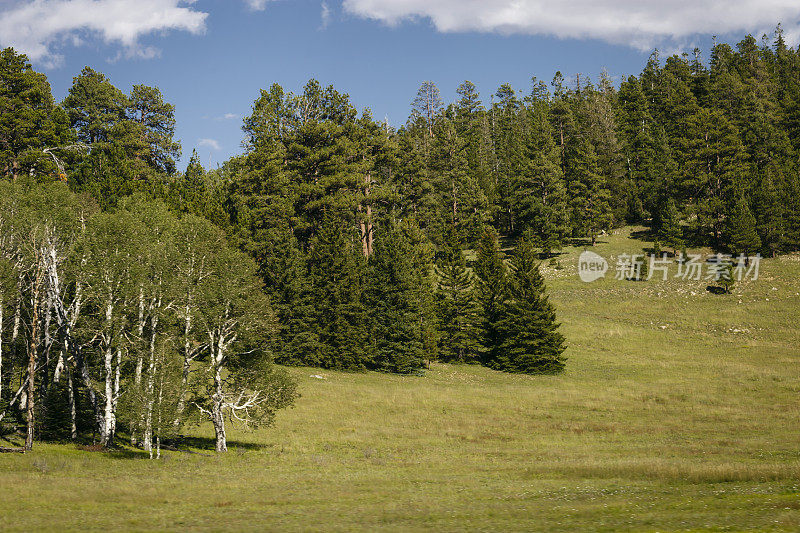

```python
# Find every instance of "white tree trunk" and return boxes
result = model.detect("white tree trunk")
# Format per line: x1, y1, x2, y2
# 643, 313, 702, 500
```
143, 314, 159, 455
101, 343, 114, 446
53, 352, 64, 383
100, 298, 115, 447
132, 287, 145, 446
67, 364, 77, 440
175, 304, 192, 425
26, 271, 43, 451
110, 348, 121, 439
211, 332, 227, 452
11, 291, 21, 389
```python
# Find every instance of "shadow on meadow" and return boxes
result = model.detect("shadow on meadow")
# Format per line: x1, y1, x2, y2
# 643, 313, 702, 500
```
166, 435, 270, 452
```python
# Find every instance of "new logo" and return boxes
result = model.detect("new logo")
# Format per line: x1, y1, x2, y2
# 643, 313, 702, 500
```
578, 251, 608, 283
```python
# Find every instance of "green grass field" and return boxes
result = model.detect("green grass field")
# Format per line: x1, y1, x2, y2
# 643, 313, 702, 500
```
2, 228, 799, 532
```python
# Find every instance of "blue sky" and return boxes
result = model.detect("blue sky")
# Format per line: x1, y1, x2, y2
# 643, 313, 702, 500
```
2, 0, 799, 169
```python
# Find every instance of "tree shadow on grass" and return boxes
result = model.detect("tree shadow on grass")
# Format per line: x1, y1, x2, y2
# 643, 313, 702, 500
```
630, 228, 656, 241
567, 237, 608, 247
103, 447, 152, 460
706, 285, 728, 295
166, 435, 272, 452
537, 250, 567, 260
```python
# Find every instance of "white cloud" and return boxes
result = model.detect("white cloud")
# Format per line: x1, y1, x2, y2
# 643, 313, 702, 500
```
342, 0, 800, 50
244, 0, 276, 11
0, 0, 208, 65
198, 138, 221, 150
203, 113, 238, 121
320, 1, 330, 29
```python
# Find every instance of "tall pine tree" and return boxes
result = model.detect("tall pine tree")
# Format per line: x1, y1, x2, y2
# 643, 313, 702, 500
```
435, 241, 482, 363
494, 239, 566, 374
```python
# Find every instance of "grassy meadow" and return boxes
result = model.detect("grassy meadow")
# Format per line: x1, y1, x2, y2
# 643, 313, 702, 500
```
2, 228, 799, 531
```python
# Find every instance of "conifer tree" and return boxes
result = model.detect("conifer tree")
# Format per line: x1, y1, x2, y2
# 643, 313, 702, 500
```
410, 81, 443, 139
0, 48, 74, 181
402, 220, 440, 366
684, 108, 746, 245
781, 172, 800, 251
515, 84, 569, 252
657, 198, 683, 254
173, 149, 208, 216
64, 68, 180, 205
431, 110, 488, 244
306, 216, 368, 369
473, 227, 507, 365
365, 223, 425, 374
494, 239, 566, 374
617, 76, 658, 218
564, 134, 612, 245
492, 84, 525, 233
725, 195, 762, 256
752, 166, 785, 256
581, 73, 626, 223
454, 81, 492, 201
435, 242, 482, 363
127, 84, 181, 177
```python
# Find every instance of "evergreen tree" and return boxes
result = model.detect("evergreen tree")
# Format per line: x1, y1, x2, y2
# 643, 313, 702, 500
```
657, 198, 683, 254
752, 165, 785, 256
172, 149, 208, 216
63, 66, 127, 145
494, 238, 566, 374
63, 68, 181, 206
435, 242, 482, 363
410, 81, 443, 139
617, 76, 659, 219
492, 84, 525, 233
305, 216, 368, 370
431, 109, 488, 244
127, 84, 181, 177
725, 195, 762, 255
365, 223, 425, 374
684, 108, 746, 245
515, 84, 569, 252
473, 227, 507, 365
454, 80, 493, 203
0, 48, 74, 181
781, 172, 800, 251
581, 73, 626, 223
564, 133, 612, 245
716, 259, 736, 294
63, 66, 133, 205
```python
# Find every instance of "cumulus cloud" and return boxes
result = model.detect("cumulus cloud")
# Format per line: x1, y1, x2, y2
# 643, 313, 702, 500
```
198, 138, 221, 150
244, 0, 276, 11
342, 0, 800, 50
0, 0, 208, 65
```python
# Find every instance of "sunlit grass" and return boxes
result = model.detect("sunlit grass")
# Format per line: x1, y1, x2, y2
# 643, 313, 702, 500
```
1, 228, 799, 531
